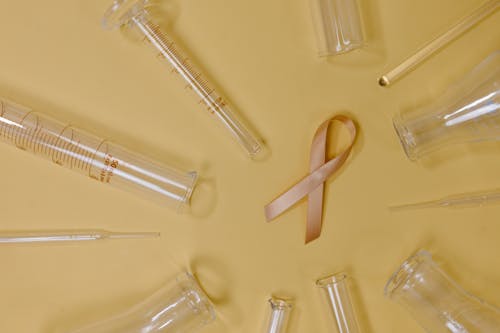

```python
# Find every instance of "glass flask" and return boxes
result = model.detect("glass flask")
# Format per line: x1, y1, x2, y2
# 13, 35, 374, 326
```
316, 273, 361, 333
393, 51, 500, 161
68, 272, 215, 333
263, 297, 293, 333
0, 97, 197, 211
385, 250, 500, 333
309, 0, 365, 56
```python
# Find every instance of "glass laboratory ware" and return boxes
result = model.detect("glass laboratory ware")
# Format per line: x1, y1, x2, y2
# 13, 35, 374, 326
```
316, 273, 361, 333
390, 188, 500, 211
0, 229, 159, 244
0, 98, 197, 211
378, 0, 499, 87
393, 51, 500, 161
385, 250, 500, 333
309, 0, 365, 56
102, 0, 264, 158
263, 297, 293, 333
68, 272, 215, 333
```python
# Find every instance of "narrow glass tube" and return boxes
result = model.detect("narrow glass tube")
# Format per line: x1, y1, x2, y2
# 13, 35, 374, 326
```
0, 229, 159, 244
102, 0, 264, 158
316, 273, 361, 333
68, 272, 216, 333
309, 0, 365, 56
0, 98, 197, 211
385, 250, 500, 332
264, 297, 293, 333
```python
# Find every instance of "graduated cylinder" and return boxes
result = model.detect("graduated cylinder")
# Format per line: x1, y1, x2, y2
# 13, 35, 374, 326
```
0, 98, 197, 211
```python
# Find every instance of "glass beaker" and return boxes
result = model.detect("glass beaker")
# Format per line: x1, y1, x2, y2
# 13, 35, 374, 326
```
385, 250, 500, 333
68, 272, 215, 333
316, 273, 361, 333
393, 51, 500, 161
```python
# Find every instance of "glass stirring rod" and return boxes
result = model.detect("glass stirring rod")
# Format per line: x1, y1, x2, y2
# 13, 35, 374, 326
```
390, 189, 500, 211
102, 0, 264, 158
0, 229, 160, 244
378, 0, 499, 87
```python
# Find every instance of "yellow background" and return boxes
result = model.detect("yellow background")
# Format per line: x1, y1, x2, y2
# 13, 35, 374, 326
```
0, 0, 499, 332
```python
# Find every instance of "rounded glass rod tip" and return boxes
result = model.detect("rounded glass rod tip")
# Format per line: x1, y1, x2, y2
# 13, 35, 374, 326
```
378, 76, 390, 87
102, 0, 148, 29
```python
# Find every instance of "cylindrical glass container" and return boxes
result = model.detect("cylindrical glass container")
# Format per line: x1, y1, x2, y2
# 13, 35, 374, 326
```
309, 0, 365, 56
68, 272, 216, 333
394, 51, 500, 161
385, 250, 500, 333
263, 297, 293, 333
0, 97, 197, 211
316, 273, 361, 333
102, 0, 264, 159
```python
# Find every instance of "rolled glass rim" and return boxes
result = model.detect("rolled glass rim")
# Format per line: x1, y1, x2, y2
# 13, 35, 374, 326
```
316, 272, 348, 288
102, 0, 149, 30
393, 113, 419, 161
318, 41, 364, 57
176, 272, 217, 325
384, 250, 432, 298
176, 171, 198, 213
268, 297, 294, 310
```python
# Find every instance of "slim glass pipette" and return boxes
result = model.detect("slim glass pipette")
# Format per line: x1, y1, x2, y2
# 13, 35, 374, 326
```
0, 230, 159, 244
102, 0, 264, 158
390, 189, 500, 211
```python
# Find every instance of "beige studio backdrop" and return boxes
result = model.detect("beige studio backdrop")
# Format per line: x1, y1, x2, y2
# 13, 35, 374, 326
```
0, 0, 499, 332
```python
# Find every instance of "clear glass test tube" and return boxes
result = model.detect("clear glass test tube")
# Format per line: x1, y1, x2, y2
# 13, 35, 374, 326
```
68, 272, 216, 333
102, 0, 264, 159
316, 273, 361, 333
263, 297, 293, 333
0, 98, 197, 211
309, 0, 365, 56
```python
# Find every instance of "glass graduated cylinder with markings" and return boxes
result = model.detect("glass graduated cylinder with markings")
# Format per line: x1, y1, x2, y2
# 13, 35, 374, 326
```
0, 98, 197, 211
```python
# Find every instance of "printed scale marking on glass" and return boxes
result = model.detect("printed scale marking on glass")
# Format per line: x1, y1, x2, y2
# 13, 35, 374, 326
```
0, 98, 197, 211
103, 0, 264, 158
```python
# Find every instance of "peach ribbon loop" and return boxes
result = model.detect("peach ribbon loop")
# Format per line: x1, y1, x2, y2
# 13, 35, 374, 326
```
264, 115, 357, 244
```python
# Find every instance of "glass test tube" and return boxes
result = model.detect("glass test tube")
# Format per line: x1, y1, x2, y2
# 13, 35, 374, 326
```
316, 273, 361, 333
0, 98, 197, 211
263, 297, 293, 333
102, 0, 264, 158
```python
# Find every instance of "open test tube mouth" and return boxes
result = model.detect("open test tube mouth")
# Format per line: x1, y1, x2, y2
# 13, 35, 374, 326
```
384, 250, 432, 299
316, 272, 348, 288
177, 272, 217, 324
269, 297, 294, 310
176, 171, 198, 213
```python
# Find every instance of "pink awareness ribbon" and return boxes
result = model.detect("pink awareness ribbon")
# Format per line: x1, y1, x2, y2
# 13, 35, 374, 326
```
264, 115, 358, 244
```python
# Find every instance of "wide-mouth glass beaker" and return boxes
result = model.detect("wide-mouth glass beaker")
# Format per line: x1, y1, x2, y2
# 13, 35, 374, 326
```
68, 272, 216, 333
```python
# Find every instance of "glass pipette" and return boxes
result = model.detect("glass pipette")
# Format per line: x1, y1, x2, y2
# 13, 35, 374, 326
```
0, 97, 197, 211
102, 0, 264, 158
378, 0, 499, 87
390, 188, 500, 211
0, 230, 159, 244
